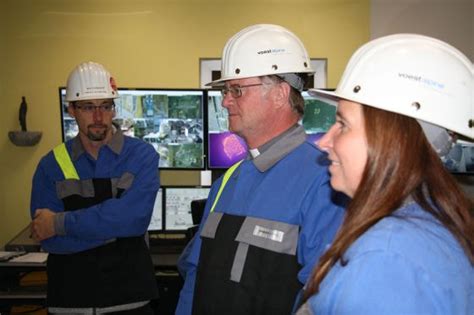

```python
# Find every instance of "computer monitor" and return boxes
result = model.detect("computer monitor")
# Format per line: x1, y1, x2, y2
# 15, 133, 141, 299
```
148, 188, 163, 231
443, 139, 474, 174
59, 88, 205, 169
164, 186, 211, 231
206, 89, 338, 169
301, 90, 337, 146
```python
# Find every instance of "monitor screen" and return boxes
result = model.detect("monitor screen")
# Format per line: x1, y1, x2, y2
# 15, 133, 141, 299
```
301, 90, 337, 146
148, 188, 163, 231
59, 88, 205, 169
207, 90, 248, 169
206, 89, 337, 169
443, 139, 474, 174
164, 186, 211, 231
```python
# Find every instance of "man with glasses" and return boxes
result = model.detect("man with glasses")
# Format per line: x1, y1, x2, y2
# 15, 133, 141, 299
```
30, 62, 159, 314
176, 24, 345, 315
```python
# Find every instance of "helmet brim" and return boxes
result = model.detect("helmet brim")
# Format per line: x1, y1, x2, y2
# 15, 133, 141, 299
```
207, 70, 315, 87
308, 88, 341, 104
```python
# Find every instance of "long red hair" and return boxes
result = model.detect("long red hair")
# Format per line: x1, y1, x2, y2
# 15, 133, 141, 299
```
303, 105, 474, 300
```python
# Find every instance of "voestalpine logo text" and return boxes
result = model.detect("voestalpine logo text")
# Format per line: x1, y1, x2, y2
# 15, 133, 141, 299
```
257, 48, 286, 55
398, 73, 444, 89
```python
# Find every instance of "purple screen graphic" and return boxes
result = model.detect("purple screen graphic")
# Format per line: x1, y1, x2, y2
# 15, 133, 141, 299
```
209, 132, 248, 168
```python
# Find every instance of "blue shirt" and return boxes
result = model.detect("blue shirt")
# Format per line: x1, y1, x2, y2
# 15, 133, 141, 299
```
30, 130, 160, 254
301, 202, 474, 315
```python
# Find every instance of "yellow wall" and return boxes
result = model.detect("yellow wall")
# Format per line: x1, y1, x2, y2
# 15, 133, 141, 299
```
0, 0, 370, 246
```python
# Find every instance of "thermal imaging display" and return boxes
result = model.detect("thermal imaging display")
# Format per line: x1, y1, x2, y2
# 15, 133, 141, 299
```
207, 90, 248, 169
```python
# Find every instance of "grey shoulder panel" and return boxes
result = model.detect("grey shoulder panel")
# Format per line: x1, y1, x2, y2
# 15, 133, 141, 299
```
200, 211, 224, 239
56, 179, 94, 200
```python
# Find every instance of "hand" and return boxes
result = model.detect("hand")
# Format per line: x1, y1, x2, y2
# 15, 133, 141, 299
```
31, 209, 57, 241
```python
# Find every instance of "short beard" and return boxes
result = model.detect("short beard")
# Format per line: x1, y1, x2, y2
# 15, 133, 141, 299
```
87, 125, 108, 141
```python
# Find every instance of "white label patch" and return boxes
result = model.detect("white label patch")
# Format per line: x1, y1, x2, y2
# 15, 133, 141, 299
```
253, 225, 284, 242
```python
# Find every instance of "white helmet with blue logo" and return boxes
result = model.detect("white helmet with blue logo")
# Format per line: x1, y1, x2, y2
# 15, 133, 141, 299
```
208, 24, 315, 90
310, 34, 473, 140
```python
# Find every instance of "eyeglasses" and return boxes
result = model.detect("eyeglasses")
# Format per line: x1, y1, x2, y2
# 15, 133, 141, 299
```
221, 83, 263, 98
74, 103, 115, 113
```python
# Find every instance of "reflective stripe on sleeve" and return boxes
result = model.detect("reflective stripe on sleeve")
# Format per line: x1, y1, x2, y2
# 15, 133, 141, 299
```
53, 143, 79, 180
209, 160, 243, 213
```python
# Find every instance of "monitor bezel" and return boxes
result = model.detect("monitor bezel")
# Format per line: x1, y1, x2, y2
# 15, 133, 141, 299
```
147, 187, 164, 232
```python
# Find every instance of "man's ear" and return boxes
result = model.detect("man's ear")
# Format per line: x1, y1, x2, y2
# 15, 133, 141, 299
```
273, 81, 291, 109
67, 102, 76, 118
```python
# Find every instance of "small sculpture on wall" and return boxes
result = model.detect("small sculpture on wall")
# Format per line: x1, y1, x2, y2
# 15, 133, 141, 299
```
19, 96, 28, 132
8, 96, 42, 147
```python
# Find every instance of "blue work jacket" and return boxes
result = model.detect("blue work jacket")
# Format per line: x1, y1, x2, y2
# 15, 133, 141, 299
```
298, 202, 474, 315
30, 130, 160, 254
176, 125, 345, 315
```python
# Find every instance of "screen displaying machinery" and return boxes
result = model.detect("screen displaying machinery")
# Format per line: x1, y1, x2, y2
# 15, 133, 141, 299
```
59, 88, 205, 169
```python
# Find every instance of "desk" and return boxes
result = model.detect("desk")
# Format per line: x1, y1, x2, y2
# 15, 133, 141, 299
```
2, 225, 187, 314
151, 252, 183, 314
0, 251, 183, 315
152, 253, 180, 269
0, 261, 47, 314
0, 291, 46, 305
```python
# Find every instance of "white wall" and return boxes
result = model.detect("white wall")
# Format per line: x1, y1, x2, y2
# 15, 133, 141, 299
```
371, 0, 474, 198
371, 0, 473, 60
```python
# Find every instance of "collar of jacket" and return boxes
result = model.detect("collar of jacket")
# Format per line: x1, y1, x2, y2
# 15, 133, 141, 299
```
251, 124, 306, 173
70, 126, 124, 161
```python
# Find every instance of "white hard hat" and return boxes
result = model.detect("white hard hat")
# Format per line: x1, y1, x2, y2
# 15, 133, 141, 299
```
207, 24, 315, 89
310, 34, 473, 139
65, 61, 119, 102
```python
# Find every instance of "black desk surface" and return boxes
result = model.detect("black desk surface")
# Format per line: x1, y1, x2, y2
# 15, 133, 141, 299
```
0, 252, 181, 304
0, 253, 179, 268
